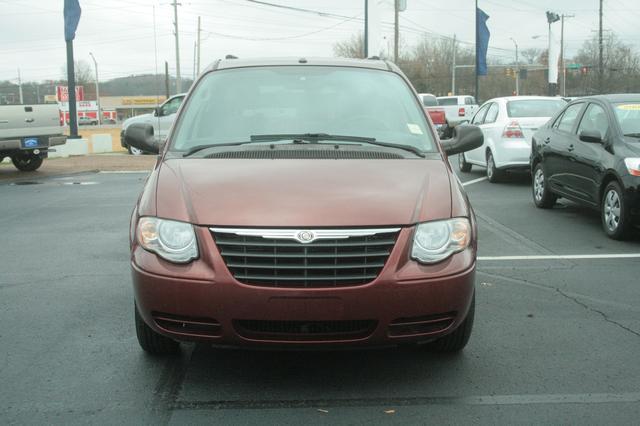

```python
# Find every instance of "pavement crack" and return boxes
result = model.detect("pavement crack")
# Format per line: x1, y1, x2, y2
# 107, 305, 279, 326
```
554, 287, 640, 339
478, 270, 640, 339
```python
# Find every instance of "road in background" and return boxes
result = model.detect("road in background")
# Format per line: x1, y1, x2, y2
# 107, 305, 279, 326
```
0, 166, 638, 424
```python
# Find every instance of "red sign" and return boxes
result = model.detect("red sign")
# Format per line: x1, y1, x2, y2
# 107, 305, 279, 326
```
56, 86, 84, 102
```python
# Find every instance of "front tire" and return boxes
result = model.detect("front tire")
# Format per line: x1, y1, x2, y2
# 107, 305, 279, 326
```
11, 154, 43, 172
128, 145, 144, 156
532, 163, 557, 208
429, 294, 475, 353
135, 304, 180, 355
601, 181, 629, 240
458, 153, 472, 173
486, 151, 504, 183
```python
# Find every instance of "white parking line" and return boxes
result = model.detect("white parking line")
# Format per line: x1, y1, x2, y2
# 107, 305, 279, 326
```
479, 253, 640, 261
98, 170, 150, 174
462, 176, 488, 186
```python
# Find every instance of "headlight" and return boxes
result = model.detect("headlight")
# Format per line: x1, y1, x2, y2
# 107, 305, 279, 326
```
137, 217, 198, 263
624, 158, 640, 176
411, 218, 471, 264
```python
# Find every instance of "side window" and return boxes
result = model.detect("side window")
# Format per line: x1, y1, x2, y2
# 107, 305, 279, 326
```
556, 103, 584, 133
472, 104, 490, 125
577, 103, 609, 139
484, 103, 499, 124
161, 96, 183, 116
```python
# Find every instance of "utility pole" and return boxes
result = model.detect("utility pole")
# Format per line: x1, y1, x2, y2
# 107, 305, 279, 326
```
451, 34, 457, 95
598, 0, 604, 93
89, 52, 101, 125
196, 16, 201, 75
172, 0, 182, 93
510, 38, 519, 95
560, 14, 575, 97
17, 68, 23, 104
165, 61, 170, 98
364, 0, 368, 58
475, 0, 479, 101
394, 0, 399, 62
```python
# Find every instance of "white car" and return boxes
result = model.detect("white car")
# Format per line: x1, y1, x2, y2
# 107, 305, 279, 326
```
459, 96, 567, 182
120, 93, 186, 155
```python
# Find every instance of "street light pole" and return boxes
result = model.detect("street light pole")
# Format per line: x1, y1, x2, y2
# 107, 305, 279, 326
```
510, 37, 519, 95
89, 52, 101, 125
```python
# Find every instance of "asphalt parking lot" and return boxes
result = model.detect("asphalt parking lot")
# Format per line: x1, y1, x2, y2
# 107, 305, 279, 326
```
1, 159, 639, 425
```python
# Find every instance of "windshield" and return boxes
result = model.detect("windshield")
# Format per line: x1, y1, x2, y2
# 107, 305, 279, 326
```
614, 103, 640, 136
507, 99, 567, 117
172, 66, 435, 153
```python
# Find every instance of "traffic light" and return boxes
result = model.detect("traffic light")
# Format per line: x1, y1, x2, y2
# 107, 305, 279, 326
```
505, 68, 513, 77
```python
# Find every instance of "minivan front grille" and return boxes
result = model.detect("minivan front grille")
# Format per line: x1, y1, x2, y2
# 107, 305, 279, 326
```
234, 319, 377, 341
211, 228, 400, 288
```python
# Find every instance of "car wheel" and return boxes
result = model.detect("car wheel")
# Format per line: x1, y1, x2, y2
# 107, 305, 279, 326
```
128, 145, 144, 156
428, 294, 474, 353
532, 163, 557, 208
486, 151, 504, 183
458, 153, 472, 173
11, 154, 43, 172
135, 303, 180, 355
601, 181, 629, 240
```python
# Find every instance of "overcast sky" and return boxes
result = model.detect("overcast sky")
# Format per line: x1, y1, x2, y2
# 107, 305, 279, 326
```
1, 0, 638, 83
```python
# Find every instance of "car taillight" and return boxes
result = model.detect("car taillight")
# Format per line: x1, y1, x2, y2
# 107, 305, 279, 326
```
458, 107, 466, 117
502, 121, 524, 138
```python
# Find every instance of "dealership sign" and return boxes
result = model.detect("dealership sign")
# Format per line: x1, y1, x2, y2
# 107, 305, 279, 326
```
56, 85, 84, 102
58, 100, 97, 112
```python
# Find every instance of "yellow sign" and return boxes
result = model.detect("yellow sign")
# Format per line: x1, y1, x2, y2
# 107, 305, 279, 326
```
617, 104, 640, 111
122, 97, 161, 106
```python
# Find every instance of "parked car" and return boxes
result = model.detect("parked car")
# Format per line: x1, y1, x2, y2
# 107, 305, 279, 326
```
78, 116, 98, 126
418, 93, 447, 137
125, 57, 483, 355
531, 94, 640, 239
436, 95, 479, 128
120, 93, 186, 155
459, 96, 567, 182
0, 104, 67, 171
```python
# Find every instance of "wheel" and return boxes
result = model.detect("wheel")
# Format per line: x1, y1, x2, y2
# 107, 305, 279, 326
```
458, 153, 472, 172
135, 304, 180, 355
128, 145, 144, 156
601, 181, 630, 240
429, 294, 475, 353
486, 151, 504, 183
11, 154, 43, 172
532, 163, 557, 208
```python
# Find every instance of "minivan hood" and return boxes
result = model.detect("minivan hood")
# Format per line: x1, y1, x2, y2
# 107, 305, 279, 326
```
155, 159, 452, 227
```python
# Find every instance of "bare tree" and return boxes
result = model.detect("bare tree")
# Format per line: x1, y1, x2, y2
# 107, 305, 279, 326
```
333, 34, 364, 59
61, 59, 94, 86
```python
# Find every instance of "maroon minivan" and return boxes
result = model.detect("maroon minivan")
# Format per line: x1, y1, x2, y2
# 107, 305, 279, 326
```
125, 57, 483, 355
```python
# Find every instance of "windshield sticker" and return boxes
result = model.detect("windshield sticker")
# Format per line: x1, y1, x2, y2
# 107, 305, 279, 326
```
407, 123, 423, 134
617, 104, 640, 110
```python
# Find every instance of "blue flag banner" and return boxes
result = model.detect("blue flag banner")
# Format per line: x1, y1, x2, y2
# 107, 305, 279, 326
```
64, 0, 82, 41
476, 8, 490, 76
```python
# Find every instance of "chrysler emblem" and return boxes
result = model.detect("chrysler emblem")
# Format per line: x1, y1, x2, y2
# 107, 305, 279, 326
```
296, 230, 315, 243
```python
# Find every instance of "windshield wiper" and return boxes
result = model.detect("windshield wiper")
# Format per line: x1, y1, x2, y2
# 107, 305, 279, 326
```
250, 133, 426, 158
623, 133, 640, 138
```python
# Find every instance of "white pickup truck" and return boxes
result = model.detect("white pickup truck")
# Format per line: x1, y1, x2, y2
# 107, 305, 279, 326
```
0, 104, 66, 171
436, 95, 479, 128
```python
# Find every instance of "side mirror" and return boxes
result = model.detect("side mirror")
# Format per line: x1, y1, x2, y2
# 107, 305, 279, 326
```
124, 123, 161, 154
579, 129, 602, 143
154, 107, 161, 117
440, 124, 484, 156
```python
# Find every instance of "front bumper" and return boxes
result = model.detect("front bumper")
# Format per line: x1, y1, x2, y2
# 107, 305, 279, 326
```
622, 174, 640, 226
132, 227, 476, 348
